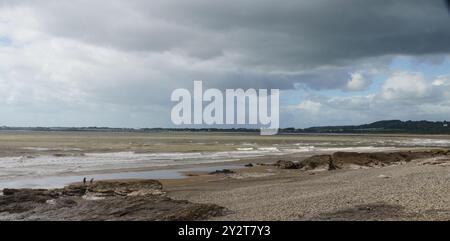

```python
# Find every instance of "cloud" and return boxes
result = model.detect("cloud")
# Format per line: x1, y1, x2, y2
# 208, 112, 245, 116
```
4, 1, 450, 76
345, 72, 372, 91
1, 1, 450, 127
381, 72, 431, 100
287, 71, 450, 127
432, 75, 450, 86
295, 100, 322, 113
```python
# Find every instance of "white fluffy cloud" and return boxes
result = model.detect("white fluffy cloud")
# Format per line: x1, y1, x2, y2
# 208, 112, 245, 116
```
287, 71, 450, 127
296, 100, 322, 113
381, 72, 431, 100
432, 75, 450, 87
345, 72, 372, 91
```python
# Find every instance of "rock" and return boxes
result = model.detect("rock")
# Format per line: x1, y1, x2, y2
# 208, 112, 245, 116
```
0, 180, 228, 221
328, 158, 338, 171
53, 153, 85, 157
0, 189, 60, 214
419, 158, 450, 166
378, 175, 391, 179
300, 155, 333, 170
62, 185, 88, 196
256, 163, 277, 167
245, 163, 254, 167
299, 150, 450, 171
64, 180, 165, 199
209, 169, 235, 175
82, 193, 106, 201
88, 179, 163, 197
275, 160, 300, 169
2, 188, 58, 198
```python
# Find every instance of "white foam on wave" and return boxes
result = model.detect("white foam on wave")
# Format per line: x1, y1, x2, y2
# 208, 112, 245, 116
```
22, 147, 83, 151
297, 146, 316, 152
3, 145, 398, 177
396, 138, 450, 147
3, 137, 439, 182
257, 147, 280, 152
22, 147, 53, 151
241, 142, 256, 146
0, 147, 285, 180
236, 148, 254, 151
314, 146, 397, 152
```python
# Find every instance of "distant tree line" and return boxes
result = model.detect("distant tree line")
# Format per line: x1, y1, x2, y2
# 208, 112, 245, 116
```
1, 120, 450, 134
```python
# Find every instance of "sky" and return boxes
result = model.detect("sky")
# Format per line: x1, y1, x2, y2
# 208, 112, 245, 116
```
1, 0, 450, 128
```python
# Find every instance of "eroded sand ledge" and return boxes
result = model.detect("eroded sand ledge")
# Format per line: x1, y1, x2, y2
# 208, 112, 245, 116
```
0, 180, 227, 221
1, 149, 450, 221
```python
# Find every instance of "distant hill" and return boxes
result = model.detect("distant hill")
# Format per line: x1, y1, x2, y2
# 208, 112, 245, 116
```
1, 120, 450, 134
299, 120, 450, 134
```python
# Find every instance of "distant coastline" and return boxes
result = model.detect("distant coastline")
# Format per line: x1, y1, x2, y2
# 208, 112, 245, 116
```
1, 120, 450, 134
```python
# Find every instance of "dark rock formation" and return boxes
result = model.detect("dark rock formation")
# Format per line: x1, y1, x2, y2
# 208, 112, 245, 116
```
275, 160, 300, 169
300, 150, 450, 170
0, 180, 227, 221
328, 158, 338, 170
299, 155, 334, 170
0, 189, 60, 214
209, 169, 235, 175
256, 163, 277, 167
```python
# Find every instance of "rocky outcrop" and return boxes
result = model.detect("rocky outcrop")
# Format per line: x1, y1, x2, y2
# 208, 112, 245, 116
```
0, 180, 227, 221
0, 189, 60, 214
299, 155, 334, 170
209, 169, 235, 174
275, 160, 301, 169
300, 149, 450, 171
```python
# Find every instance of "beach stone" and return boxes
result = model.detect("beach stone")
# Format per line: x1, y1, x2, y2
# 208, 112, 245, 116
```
300, 155, 333, 170
87, 180, 164, 196
209, 169, 235, 175
275, 160, 300, 169
300, 150, 450, 171
378, 175, 391, 179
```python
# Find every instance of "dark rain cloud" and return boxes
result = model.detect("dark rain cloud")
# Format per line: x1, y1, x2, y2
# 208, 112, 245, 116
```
8, 0, 446, 90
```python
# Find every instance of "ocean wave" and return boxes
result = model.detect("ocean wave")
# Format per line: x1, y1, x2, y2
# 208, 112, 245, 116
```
257, 147, 280, 152
2, 138, 443, 182
396, 138, 450, 147
236, 148, 254, 151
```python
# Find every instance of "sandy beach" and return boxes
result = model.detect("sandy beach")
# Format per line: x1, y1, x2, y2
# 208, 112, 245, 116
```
1, 132, 450, 221
164, 157, 450, 221
1, 147, 449, 220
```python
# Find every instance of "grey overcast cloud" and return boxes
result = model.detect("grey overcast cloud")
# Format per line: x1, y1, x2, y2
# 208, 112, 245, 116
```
1, 0, 450, 128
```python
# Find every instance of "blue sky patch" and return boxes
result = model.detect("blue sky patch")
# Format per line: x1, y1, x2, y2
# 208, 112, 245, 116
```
0, 36, 12, 46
